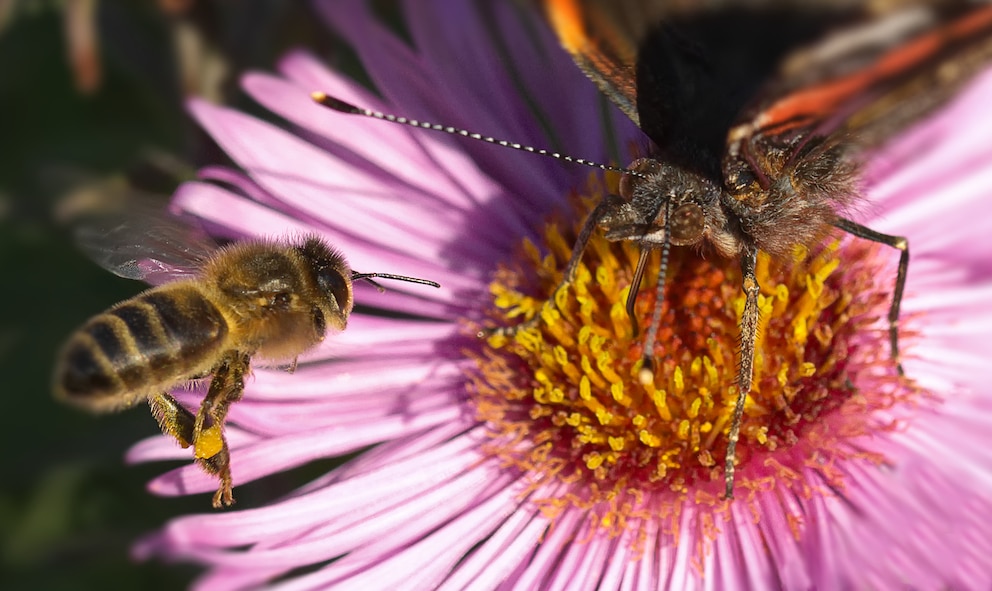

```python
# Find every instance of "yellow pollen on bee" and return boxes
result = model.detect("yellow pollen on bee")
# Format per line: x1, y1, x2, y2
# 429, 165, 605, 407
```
194, 425, 224, 459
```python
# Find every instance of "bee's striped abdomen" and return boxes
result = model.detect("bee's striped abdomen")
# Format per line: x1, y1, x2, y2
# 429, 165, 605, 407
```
55, 284, 229, 411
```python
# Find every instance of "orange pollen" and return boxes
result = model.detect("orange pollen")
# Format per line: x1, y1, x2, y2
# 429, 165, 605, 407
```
466, 177, 921, 539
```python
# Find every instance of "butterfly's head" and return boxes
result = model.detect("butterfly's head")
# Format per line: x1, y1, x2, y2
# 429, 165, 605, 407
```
599, 158, 732, 254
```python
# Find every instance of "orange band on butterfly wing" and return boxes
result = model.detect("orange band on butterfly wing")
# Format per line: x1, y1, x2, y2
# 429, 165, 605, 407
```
756, 6, 992, 134
546, 0, 588, 54
543, 0, 640, 124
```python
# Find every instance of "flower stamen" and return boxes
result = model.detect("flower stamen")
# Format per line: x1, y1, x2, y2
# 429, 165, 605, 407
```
467, 176, 921, 543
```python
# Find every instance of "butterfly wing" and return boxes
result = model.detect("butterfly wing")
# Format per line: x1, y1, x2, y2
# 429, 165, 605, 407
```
723, 4, 992, 196
543, 1, 992, 181
542, 0, 664, 128
542, 1, 886, 174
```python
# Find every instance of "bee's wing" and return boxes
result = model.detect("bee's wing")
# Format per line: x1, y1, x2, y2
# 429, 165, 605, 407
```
75, 198, 218, 285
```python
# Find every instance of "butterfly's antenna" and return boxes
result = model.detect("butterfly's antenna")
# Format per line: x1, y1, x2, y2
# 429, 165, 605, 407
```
351, 270, 441, 293
312, 92, 647, 179
637, 200, 672, 386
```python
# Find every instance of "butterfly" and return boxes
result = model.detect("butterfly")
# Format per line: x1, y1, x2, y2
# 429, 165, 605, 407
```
538, 0, 992, 498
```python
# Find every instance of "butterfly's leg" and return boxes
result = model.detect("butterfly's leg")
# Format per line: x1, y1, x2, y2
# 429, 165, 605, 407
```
833, 217, 908, 375
191, 350, 251, 508
482, 194, 623, 338
725, 248, 761, 500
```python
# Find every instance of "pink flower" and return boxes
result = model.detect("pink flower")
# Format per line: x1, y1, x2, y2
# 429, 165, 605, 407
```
130, 2, 992, 589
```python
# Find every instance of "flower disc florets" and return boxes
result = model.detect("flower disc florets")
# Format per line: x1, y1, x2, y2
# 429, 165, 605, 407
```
469, 177, 919, 535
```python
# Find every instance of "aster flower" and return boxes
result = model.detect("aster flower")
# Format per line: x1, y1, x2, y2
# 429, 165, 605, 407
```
129, 1, 992, 589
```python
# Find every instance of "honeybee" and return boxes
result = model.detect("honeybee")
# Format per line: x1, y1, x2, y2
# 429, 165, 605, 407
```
54, 203, 439, 508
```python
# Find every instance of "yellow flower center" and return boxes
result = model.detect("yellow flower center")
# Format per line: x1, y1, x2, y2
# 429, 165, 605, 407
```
467, 177, 920, 538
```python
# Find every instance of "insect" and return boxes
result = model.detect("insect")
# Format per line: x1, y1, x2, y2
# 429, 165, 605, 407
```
312, 1, 992, 498
541, 0, 992, 497
53, 205, 439, 508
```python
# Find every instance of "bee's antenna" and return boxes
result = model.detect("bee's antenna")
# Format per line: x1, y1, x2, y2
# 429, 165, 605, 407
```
351, 271, 441, 293
311, 92, 647, 179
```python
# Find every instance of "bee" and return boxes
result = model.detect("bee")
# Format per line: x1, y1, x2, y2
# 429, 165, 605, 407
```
54, 204, 439, 508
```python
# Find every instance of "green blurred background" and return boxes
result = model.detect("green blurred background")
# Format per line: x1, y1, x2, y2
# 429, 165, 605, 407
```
0, 2, 346, 588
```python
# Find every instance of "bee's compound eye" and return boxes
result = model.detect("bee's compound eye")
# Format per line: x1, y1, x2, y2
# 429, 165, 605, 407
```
317, 269, 350, 309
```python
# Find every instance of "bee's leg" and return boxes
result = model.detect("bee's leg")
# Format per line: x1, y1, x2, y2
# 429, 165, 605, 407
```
148, 393, 235, 507
197, 446, 232, 507
725, 248, 760, 500
191, 350, 252, 508
148, 393, 197, 448
833, 218, 908, 375
482, 194, 622, 339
